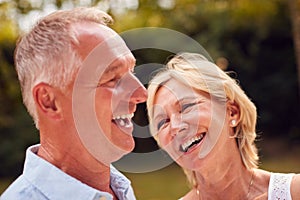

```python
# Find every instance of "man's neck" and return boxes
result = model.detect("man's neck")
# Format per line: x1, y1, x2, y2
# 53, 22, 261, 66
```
37, 141, 115, 196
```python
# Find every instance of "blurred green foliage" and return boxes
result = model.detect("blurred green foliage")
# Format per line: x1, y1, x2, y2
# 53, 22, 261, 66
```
112, 0, 299, 137
0, 0, 299, 180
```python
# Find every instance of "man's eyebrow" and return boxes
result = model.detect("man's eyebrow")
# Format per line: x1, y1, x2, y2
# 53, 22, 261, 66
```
103, 65, 120, 75
102, 58, 136, 75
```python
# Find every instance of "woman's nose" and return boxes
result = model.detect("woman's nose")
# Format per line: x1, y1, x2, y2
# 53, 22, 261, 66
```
170, 113, 187, 137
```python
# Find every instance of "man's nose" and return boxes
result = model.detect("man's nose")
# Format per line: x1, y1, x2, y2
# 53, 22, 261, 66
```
127, 73, 147, 104
117, 72, 147, 104
131, 84, 147, 104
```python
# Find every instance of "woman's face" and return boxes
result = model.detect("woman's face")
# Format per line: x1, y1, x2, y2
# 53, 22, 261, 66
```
152, 78, 233, 170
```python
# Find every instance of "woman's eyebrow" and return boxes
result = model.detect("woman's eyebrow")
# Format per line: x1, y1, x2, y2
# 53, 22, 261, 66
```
153, 113, 167, 122
177, 96, 197, 104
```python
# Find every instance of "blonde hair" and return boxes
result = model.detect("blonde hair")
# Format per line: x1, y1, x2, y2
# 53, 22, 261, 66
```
15, 7, 113, 128
147, 52, 259, 187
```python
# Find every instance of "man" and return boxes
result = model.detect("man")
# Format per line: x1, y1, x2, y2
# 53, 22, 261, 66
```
1, 7, 147, 200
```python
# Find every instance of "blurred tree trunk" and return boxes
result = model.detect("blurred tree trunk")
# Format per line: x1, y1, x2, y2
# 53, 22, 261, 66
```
288, 0, 300, 97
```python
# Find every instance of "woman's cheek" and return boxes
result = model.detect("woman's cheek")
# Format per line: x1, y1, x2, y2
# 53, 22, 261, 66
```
159, 132, 177, 155
159, 132, 172, 148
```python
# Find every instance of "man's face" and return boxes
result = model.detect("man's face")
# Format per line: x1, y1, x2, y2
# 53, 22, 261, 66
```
95, 54, 145, 153
71, 22, 147, 164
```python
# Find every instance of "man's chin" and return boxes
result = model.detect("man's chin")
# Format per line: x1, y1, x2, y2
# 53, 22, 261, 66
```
118, 139, 135, 154
110, 148, 134, 163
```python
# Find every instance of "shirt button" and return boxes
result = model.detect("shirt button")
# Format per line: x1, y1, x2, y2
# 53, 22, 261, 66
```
99, 197, 107, 200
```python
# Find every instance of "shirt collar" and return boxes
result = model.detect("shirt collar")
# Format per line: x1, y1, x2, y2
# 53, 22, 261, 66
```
22, 144, 134, 200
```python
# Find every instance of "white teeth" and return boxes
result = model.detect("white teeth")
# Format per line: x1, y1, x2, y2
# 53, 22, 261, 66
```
112, 113, 134, 127
112, 113, 134, 120
181, 133, 205, 152
119, 119, 125, 126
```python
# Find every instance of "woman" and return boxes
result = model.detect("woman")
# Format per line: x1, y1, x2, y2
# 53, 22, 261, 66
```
147, 52, 300, 199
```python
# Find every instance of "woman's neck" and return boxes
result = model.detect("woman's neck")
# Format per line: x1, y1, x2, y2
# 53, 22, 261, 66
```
195, 164, 253, 199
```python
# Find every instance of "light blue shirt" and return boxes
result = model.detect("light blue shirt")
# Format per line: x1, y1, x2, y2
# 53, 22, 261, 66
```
1, 144, 136, 200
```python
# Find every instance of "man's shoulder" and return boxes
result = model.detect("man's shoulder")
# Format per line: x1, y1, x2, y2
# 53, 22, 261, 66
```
110, 165, 136, 200
1, 175, 46, 200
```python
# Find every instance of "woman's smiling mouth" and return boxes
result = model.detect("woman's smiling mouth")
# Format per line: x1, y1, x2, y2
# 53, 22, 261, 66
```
180, 132, 206, 153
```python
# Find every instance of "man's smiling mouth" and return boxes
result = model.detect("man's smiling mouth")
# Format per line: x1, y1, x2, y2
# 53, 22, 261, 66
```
112, 113, 134, 127
180, 132, 206, 153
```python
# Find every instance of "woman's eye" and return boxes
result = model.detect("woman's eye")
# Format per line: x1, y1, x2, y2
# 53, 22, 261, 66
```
181, 102, 197, 112
157, 118, 169, 130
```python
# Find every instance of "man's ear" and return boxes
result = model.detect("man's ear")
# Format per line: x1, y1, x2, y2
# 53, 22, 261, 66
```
33, 83, 61, 119
227, 100, 241, 127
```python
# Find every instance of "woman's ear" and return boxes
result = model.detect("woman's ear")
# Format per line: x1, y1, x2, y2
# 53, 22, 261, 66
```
33, 83, 61, 119
227, 100, 241, 127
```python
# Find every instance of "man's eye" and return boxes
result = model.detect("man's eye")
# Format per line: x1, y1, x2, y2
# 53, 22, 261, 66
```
157, 118, 169, 131
98, 77, 120, 88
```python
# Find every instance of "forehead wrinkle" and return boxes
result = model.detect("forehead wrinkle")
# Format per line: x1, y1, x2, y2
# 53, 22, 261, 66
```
163, 79, 202, 103
153, 84, 179, 118
157, 83, 183, 107
103, 54, 135, 75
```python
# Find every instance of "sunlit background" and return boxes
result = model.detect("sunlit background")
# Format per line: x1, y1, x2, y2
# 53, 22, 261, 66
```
0, 0, 300, 199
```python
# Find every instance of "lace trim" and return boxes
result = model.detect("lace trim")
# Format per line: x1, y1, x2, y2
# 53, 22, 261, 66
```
268, 173, 294, 200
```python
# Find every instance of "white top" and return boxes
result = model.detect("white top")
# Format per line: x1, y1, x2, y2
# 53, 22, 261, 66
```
268, 172, 294, 200
1, 145, 136, 200
178, 172, 295, 200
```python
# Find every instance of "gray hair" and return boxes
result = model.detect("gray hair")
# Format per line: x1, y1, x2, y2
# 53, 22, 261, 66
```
15, 7, 113, 128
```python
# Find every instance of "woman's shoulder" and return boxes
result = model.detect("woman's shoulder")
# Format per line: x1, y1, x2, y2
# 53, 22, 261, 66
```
178, 189, 196, 200
291, 174, 300, 199
267, 171, 299, 200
